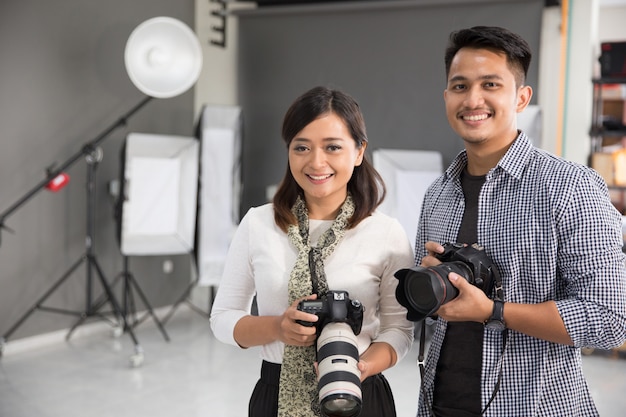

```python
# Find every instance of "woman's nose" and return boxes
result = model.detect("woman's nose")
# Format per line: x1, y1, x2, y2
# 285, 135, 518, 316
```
308, 148, 327, 167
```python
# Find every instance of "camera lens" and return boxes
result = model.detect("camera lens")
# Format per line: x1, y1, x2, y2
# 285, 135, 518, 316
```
395, 261, 472, 321
323, 397, 360, 417
316, 322, 362, 417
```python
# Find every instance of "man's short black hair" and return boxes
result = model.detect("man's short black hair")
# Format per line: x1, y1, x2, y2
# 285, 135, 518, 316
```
444, 26, 532, 87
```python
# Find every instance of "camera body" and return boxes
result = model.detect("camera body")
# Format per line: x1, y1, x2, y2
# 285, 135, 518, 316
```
394, 243, 498, 322
297, 290, 364, 417
297, 290, 364, 336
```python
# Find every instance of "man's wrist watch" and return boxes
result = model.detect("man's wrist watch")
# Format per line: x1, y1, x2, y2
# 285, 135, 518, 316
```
485, 299, 506, 331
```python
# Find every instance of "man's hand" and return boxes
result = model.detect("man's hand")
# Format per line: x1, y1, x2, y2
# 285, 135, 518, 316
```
435, 272, 493, 323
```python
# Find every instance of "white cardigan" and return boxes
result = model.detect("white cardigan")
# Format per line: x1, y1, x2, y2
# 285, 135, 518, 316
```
210, 203, 415, 365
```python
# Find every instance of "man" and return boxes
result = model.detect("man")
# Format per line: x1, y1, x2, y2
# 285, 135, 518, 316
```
413, 26, 626, 416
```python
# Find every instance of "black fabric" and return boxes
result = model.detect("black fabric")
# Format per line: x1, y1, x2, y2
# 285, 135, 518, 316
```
249, 361, 397, 417
456, 169, 484, 245
432, 169, 485, 417
250, 361, 280, 417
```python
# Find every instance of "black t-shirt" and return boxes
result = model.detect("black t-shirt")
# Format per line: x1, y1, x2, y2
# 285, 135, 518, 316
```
432, 169, 486, 417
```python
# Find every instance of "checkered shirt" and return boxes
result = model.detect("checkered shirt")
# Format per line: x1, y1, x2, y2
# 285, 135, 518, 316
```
414, 132, 626, 416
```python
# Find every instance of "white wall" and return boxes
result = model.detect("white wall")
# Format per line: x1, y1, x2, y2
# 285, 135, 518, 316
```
599, 5, 626, 41
194, 1, 626, 165
194, 1, 251, 111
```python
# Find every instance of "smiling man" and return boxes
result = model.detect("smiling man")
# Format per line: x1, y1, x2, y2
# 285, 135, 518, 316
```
411, 26, 626, 417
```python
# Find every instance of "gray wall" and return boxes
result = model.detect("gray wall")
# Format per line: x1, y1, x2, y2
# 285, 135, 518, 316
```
236, 0, 543, 213
0, 0, 196, 340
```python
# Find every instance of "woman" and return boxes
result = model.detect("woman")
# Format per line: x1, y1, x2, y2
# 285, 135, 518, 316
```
210, 86, 414, 417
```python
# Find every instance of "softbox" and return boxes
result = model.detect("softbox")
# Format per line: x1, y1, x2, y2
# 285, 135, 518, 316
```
196, 105, 242, 286
118, 132, 199, 256
373, 149, 442, 243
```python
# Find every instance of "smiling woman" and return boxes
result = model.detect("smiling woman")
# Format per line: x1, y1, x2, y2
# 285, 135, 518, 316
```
210, 86, 416, 417
286, 113, 365, 219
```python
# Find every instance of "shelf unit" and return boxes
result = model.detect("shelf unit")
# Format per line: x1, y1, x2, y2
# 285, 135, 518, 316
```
589, 78, 626, 358
590, 77, 626, 153
590, 78, 626, 214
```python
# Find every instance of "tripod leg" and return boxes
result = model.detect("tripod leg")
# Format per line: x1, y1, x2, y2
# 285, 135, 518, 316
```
1, 255, 86, 344
65, 271, 124, 341
127, 273, 170, 342
85, 272, 124, 318
88, 255, 144, 367
160, 276, 209, 324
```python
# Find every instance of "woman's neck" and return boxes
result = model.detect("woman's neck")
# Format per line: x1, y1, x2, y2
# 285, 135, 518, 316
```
305, 195, 346, 220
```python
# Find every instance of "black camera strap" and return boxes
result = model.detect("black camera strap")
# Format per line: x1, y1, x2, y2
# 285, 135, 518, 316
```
418, 323, 508, 417
417, 320, 431, 416
419, 266, 507, 416
481, 329, 508, 414
480, 265, 507, 414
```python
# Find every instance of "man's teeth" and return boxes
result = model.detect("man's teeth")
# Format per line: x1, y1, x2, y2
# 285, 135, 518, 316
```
463, 114, 489, 121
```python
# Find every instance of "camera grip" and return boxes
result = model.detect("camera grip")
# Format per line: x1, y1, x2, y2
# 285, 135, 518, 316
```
295, 319, 316, 327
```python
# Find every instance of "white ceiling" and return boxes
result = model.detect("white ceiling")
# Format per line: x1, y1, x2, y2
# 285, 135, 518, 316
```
600, 0, 626, 7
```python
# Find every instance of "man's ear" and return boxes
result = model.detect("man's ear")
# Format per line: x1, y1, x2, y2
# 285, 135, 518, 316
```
516, 85, 533, 113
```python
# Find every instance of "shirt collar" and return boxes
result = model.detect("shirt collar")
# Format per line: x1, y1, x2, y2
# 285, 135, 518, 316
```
444, 131, 533, 181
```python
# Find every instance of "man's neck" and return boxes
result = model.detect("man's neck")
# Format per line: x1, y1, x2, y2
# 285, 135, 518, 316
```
464, 132, 518, 176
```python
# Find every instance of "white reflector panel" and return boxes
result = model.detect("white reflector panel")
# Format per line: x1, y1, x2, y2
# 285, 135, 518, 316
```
373, 149, 443, 244
121, 132, 199, 255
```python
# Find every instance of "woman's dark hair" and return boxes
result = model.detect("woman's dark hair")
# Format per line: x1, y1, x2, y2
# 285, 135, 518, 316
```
273, 86, 386, 232
444, 26, 532, 87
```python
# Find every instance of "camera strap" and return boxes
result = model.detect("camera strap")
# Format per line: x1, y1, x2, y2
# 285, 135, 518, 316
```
480, 264, 507, 414
420, 262, 507, 416
279, 195, 354, 417
418, 321, 427, 380
308, 248, 324, 296
419, 323, 508, 416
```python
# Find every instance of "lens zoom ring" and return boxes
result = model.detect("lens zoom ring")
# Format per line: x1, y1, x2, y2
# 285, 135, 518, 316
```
318, 371, 362, 389
317, 341, 359, 361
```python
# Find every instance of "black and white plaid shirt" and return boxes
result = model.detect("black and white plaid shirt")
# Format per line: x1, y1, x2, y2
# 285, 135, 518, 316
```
415, 132, 626, 416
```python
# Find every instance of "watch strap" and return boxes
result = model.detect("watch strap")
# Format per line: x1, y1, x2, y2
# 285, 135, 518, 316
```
486, 299, 505, 330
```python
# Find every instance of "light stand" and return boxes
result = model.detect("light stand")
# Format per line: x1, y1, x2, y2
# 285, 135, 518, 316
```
0, 97, 152, 364
160, 256, 212, 325
115, 131, 201, 330
87, 255, 170, 344
0, 16, 202, 366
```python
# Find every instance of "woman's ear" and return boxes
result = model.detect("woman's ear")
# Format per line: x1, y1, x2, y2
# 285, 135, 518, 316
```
355, 141, 367, 166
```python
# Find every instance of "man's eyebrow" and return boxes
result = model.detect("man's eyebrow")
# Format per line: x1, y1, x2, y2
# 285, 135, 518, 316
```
448, 74, 504, 83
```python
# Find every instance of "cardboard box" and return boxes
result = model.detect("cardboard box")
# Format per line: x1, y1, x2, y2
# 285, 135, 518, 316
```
591, 149, 626, 186
592, 152, 615, 186
614, 148, 626, 186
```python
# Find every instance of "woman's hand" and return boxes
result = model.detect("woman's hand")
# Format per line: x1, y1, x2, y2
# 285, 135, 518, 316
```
356, 342, 397, 381
277, 294, 319, 347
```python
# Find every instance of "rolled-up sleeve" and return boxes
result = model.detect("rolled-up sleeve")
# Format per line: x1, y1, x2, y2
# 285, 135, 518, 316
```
555, 171, 626, 349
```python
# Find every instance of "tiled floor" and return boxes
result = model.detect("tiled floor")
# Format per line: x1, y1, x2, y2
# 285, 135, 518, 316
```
1, 304, 625, 417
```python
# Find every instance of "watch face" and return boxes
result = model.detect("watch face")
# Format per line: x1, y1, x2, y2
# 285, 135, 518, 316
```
486, 319, 506, 332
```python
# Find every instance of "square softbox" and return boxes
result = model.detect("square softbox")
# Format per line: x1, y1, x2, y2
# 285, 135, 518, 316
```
373, 149, 442, 243
119, 132, 199, 255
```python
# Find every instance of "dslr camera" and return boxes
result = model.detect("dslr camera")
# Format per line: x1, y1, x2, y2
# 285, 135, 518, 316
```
394, 243, 498, 322
297, 290, 364, 417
